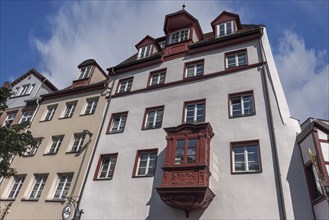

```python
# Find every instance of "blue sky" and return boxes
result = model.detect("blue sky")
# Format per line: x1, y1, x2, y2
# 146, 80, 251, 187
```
0, 0, 328, 122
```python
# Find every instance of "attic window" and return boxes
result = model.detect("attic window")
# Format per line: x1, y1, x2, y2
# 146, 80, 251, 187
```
78, 66, 92, 79
138, 45, 152, 59
216, 21, 236, 37
169, 28, 189, 44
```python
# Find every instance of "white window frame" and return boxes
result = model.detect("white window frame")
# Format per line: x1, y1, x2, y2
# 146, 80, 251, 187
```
70, 133, 85, 153
217, 20, 235, 37
78, 66, 92, 79
26, 138, 42, 156
232, 143, 261, 173
149, 71, 166, 86
97, 154, 117, 179
19, 111, 34, 123
135, 151, 157, 176
12, 87, 19, 97
226, 51, 247, 68
84, 98, 98, 115
144, 108, 164, 129
63, 102, 77, 118
44, 105, 57, 121
184, 101, 205, 123
48, 136, 64, 154
229, 93, 254, 117
53, 174, 73, 199
18, 84, 30, 96
8, 175, 25, 199
138, 45, 152, 59
185, 62, 204, 78
3, 112, 16, 126
110, 113, 127, 133
28, 174, 47, 199
118, 78, 133, 93
170, 28, 190, 44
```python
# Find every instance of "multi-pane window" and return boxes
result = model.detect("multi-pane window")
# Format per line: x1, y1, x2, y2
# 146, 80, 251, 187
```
26, 138, 42, 156
184, 100, 205, 123
19, 111, 34, 123
170, 28, 189, 44
185, 62, 204, 78
84, 98, 98, 115
217, 21, 235, 37
144, 107, 164, 129
175, 138, 197, 165
134, 150, 157, 177
8, 175, 25, 199
108, 112, 128, 133
53, 174, 73, 199
47, 136, 64, 154
95, 154, 118, 180
117, 78, 133, 93
226, 51, 247, 68
63, 102, 77, 118
78, 66, 92, 79
138, 45, 152, 59
229, 92, 255, 117
29, 175, 47, 199
149, 71, 166, 86
70, 133, 85, 153
232, 142, 261, 173
3, 112, 16, 126
18, 84, 30, 96
44, 105, 57, 121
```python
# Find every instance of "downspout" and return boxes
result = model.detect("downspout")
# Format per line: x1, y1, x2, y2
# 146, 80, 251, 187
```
258, 27, 287, 220
73, 69, 117, 220
29, 78, 47, 125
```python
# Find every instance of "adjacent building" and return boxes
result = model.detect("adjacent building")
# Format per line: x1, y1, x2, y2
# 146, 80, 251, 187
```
297, 118, 329, 220
0, 60, 109, 219
79, 9, 313, 219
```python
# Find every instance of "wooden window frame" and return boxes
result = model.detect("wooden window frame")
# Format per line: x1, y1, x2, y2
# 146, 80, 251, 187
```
224, 49, 248, 69
132, 149, 158, 178
184, 59, 205, 79
106, 111, 128, 134
94, 153, 118, 180
147, 69, 166, 87
142, 106, 165, 130
116, 77, 134, 94
230, 140, 262, 174
228, 90, 255, 118
182, 99, 206, 124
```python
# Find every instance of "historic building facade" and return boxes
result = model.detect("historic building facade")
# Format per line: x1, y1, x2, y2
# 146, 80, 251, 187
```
0, 60, 109, 219
79, 9, 314, 219
297, 118, 329, 220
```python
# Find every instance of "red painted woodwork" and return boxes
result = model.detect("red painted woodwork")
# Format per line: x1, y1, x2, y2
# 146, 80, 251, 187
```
156, 123, 215, 217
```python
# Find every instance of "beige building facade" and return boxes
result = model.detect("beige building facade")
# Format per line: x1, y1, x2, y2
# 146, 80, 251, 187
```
0, 59, 109, 219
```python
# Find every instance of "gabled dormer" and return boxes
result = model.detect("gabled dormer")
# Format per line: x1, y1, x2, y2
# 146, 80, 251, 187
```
163, 9, 203, 60
72, 59, 108, 88
211, 11, 242, 38
135, 35, 161, 60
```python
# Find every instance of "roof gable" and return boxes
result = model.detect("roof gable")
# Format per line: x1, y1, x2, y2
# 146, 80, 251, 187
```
163, 9, 203, 40
211, 11, 242, 32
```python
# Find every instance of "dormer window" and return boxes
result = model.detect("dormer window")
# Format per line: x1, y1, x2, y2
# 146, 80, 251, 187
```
169, 28, 189, 44
217, 21, 236, 37
78, 66, 92, 79
138, 45, 152, 59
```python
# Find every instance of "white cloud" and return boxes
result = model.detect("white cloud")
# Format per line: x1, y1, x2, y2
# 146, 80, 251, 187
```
274, 31, 329, 121
32, 1, 228, 88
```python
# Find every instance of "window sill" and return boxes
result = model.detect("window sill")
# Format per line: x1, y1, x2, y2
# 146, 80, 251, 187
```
225, 64, 249, 70
45, 199, 64, 203
142, 126, 162, 131
231, 171, 262, 175
21, 198, 39, 202
0, 198, 15, 202
43, 153, 58, 156
106, 131, 124, 135
80, 113, 95, 117
58, 116, 73, 120
132, 175, 154, 178
93, 177, 113, 181
39, 119, 52, 123
9, 94, 30, 99
229, 113, 256, 119
23, 154, 35, 157
147, 83, 165, 88
65, 151, 80, 154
